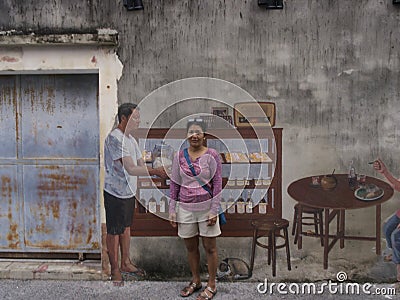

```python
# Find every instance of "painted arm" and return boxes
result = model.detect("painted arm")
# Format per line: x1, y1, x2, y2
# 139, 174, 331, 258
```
122, 156, 167, 178
373, 158, 400, 192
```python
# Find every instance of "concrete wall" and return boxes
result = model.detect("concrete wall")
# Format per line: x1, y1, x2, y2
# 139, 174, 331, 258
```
1, 0, 400, 281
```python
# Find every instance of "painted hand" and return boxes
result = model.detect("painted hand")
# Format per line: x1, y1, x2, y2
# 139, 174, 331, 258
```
373, 159, 386, 174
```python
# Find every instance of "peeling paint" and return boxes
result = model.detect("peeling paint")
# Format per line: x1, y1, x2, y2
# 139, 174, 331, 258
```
1, 56, 18, 62
338, 69, 357, 76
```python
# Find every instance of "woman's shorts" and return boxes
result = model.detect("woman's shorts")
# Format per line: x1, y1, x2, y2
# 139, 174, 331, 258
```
177, 206, 221, 239
104, 190, 135, 235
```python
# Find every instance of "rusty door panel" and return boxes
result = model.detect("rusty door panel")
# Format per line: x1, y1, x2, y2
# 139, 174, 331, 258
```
23, 165, 99, 251
20, 74, 99, 159
0, 76, 17, 159
0, 74, 100, 255
0, 167, 21, 249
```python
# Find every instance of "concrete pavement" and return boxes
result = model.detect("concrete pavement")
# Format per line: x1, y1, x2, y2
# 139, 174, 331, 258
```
1, 235, 400, 299
0, 279, 399, 299
0, 259, 104, 281
0, 256, 399, 299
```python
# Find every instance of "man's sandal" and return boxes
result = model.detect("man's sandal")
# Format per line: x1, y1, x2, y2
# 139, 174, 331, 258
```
180, 282, 202, 297
121, 261, 146, 280
196, 286, 217, 300
110, 274, 124, 287
112, 280, 124, 287
121, 269, 145, 281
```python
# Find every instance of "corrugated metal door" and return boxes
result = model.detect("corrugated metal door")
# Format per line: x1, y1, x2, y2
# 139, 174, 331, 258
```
0, 74, 100, 253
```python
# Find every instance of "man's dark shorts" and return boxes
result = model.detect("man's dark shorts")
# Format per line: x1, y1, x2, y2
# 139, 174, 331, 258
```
104, 190, 135, 235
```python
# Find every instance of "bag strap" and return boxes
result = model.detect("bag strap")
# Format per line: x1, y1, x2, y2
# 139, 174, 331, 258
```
183, 148, 212, 197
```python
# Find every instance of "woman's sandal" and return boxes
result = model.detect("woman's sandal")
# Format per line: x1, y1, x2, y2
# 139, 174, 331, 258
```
180, 282, 202, 297
196, 286, 217, 300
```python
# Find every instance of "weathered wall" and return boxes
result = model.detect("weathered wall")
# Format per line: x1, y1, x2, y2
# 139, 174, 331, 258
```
2, 2, 398, 159
1, 0, 400, 280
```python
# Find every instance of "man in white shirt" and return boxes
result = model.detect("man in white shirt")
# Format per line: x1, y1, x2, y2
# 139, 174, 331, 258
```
104, 103, 167, 286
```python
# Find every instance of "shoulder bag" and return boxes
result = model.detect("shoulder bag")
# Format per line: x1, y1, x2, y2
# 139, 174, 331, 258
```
183, 148, 226, 225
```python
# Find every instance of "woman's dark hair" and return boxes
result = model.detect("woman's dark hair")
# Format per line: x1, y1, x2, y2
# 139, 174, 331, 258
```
186, 119, 207, 133
118, 103, 138, 123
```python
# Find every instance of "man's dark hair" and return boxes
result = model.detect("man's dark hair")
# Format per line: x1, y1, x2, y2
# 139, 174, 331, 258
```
186, 118, 207, 133
118, 103, 138, 123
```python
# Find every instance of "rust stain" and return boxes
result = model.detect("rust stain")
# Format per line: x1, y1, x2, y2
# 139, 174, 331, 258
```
7, 223, 20, 249
1, 176, 11, 185
46, 87, 55, 114
91, 55, 97, 63
86, 228, 93, 244
35, 208, 52, 234
2, 176, 11, 184
70, 200, 78, 219
25, 239, 88, 250
35, 224, 52, 234
26, 240, 57, 248
75, 224, 83, 237
33, 203, 51, 235
7, 241, 19, 249
25, 86, 36, 114
2, 177, 14, 213
41, 166, 58, 170
1, 176, 12, 197
26, 166, 98, 250
37, 172, 88, 197
49, 200, 60, 219
30, 199, 60, 235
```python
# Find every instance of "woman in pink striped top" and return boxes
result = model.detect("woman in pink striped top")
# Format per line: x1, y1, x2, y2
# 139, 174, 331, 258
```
169, 119, 222, 300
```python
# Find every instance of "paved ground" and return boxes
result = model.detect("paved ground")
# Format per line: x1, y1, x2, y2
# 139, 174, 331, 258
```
0, 258, 399, 299
1, 240, 400, 300
0, 259, 104, 281
0, 279, 399, 300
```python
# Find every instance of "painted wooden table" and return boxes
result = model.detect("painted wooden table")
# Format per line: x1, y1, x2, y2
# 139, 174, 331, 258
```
288, 174, 394, 269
